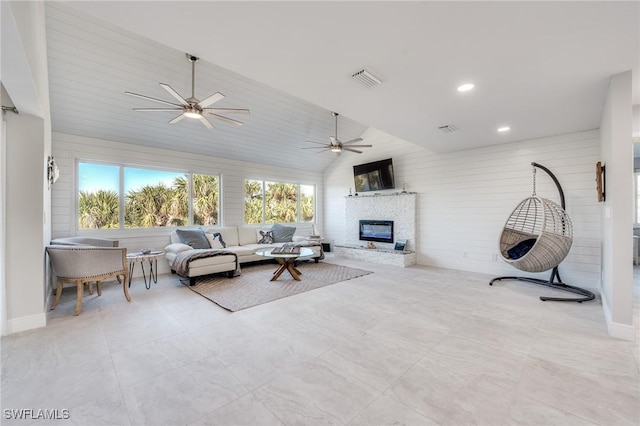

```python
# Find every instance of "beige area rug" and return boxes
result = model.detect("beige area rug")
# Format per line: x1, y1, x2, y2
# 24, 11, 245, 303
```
182, 261, 373, 311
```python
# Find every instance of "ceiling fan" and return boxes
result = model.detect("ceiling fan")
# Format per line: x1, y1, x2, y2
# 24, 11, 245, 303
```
303, 112, 372, 154
125, 53, 249, 129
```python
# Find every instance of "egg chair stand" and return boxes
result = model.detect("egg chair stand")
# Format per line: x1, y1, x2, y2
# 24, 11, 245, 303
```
489, 162, 595, 303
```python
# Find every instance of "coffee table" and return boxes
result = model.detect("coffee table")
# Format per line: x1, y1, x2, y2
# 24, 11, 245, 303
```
255, 247, 314, 281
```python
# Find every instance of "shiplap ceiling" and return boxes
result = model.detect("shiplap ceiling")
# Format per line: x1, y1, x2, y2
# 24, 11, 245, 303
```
49, 1, 639, 170
45, 3, 369, 173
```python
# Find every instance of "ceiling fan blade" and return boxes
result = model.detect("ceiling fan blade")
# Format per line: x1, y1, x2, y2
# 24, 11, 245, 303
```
125, 92, 182, 107
202, 111, 243, 126
342, 138, 364, 145
315, 148, 331, 153
198, 115, 214, 129
203, 107, 250, 115
342, 144, 372, 148
133, 108, 183, 112
343, 148, 364, 154
305, 140, 329, 145
169, 114, 186, 124
301, 146, 329, 150
197, 92, 225, 108
159, 83, 189, 106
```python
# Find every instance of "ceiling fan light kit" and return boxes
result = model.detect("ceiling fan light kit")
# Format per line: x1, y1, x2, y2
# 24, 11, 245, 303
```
303, 112, 372, 155
125, 53, 249, 129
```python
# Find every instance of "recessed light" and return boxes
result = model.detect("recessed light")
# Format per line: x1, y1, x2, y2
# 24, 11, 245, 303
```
497, 126, 510, 132
457, 83, 474, 92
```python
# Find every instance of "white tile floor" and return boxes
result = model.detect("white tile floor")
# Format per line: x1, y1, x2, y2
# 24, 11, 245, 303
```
1, 256, 639, 425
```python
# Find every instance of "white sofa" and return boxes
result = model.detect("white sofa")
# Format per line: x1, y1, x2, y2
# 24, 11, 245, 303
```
164, 225, 323, 284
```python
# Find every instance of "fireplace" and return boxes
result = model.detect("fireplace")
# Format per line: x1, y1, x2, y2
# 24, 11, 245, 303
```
359, 220, 394, 243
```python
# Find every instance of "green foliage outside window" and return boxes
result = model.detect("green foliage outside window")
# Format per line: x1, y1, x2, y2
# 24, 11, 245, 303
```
77, 162, 219, 229
78, 189, 120, 229
244, 180, 315, 224
244, 180, 263, 225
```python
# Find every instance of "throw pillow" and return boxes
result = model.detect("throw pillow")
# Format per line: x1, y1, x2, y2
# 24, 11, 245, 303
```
271, 223, 296, 243
212, 232, 227, 248
506, 238, 537, 259
176, 229, 210, 249
258, 230, 274, 244
206, 232, 226, 249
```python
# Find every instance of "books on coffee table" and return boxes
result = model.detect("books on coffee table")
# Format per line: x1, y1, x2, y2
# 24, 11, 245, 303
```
271, 245, 301, 254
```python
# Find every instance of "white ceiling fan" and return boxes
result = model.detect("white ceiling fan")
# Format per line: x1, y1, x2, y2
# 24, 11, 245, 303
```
303, 112, 372, 154
125, 53, 249, 129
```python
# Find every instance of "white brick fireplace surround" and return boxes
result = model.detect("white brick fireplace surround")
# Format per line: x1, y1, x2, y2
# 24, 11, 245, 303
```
336, 192, 417, 267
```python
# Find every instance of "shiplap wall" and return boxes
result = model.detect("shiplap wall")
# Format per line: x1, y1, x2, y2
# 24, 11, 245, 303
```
324, 128, 602, 289
51, 132, 323, 277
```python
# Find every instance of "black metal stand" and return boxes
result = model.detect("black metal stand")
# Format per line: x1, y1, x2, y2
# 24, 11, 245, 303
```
128, 258, 159, 290
489, 162, 596, 303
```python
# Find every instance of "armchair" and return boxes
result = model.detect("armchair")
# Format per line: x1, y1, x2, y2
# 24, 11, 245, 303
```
46, 245, 131, 315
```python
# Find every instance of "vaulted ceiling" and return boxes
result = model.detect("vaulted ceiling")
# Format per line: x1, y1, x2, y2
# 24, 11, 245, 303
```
48, 1, 639, 172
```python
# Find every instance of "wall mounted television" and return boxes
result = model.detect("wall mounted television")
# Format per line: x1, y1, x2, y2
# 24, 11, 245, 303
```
353, 158, 395, 193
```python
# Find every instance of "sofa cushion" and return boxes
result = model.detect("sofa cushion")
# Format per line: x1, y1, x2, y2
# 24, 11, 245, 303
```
258, 230, 274, 244
164, 243, 193, 254
224, 246, 258, 257
176, 229, 210, 249
205, 232, 226, 249
238, 227, 258, 246
271, 224, 296, 243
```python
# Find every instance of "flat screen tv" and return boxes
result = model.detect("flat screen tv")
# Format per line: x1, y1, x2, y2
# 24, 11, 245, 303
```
353, 158, 395, 193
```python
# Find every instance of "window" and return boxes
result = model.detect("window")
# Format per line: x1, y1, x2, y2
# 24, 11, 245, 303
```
244, 179, 263, 225
192, 173, 220, 226
244, 179, 315, 224
77, 161, 219, 230
78, 163, 120, 229
124, 167, 187, 228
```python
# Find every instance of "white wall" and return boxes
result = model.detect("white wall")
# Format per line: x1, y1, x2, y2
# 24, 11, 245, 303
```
599, 71, 634, 341
324, 127, 602, 289
1, 1, 52, 335
51, 132, 324, 277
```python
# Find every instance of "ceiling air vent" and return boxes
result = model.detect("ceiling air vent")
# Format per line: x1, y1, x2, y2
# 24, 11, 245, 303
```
352, 69, 382, 88
438, 125, 457, 133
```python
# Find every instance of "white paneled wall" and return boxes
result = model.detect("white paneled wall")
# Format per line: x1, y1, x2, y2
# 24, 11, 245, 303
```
324, 128, 602, 289
51, 132, 323, 277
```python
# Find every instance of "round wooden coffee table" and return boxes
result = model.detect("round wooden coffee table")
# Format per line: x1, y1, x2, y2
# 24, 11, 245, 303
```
255, 247, 314, 281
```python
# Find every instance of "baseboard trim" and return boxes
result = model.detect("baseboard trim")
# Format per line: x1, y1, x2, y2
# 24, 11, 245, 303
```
6, 312, 46, 335
601, 295, 635, 341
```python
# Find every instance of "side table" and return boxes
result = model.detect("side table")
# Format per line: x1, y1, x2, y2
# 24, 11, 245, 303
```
126, 250, 165, 289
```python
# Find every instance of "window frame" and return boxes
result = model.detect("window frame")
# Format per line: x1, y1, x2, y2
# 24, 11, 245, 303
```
76, 160, 221, 232
243, 178, 316, 225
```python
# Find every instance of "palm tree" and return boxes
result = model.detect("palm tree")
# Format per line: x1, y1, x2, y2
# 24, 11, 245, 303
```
125, 184, 180, 227
265, 182, 297, 223
172, 175, 190, 225
192, 174, 219, 225
244, 180, 264, 224
300, 192, 315, 222
78, 190, 119, 229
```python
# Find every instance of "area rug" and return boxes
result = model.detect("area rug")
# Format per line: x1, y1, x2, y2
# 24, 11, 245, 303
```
182, 262, 372, 311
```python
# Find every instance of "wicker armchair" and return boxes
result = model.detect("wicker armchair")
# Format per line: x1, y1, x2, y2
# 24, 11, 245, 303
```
46, 245, 131, 315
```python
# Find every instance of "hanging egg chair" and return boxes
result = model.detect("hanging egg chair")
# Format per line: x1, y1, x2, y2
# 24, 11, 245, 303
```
490, 162, 594, 303
498, 196, 572, 273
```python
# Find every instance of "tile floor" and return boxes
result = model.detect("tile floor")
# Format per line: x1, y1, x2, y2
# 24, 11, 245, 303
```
1, 256, 639, 425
